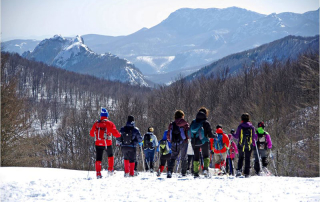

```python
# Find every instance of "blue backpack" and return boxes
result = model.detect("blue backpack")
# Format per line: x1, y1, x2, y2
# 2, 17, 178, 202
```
188, 120, 207, 146
214, 133, 224, 150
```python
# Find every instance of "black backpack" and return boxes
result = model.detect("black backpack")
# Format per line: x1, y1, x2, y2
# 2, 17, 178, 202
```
143, 133, 153, 149
171, 122, 183, 143
122, 128, 133, 145
240, 127, 252, 151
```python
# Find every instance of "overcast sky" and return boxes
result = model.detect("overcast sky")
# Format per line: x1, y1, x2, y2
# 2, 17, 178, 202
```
1, 0, 319, 41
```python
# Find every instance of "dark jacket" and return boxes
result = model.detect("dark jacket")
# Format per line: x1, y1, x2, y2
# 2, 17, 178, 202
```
118, 121, 142, 147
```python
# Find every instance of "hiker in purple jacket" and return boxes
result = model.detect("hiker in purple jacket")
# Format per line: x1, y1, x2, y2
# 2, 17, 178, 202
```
232, 113, 257, 178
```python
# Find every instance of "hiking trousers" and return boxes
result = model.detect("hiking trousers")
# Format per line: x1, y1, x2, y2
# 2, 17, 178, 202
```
168, 140, 188, 174
237, 146, 252, 175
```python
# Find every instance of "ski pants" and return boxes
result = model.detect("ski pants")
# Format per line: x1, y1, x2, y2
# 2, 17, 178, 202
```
121, 146, 136, 163
168, 140, 188, 174
96, 146, 113, 161
253, 149, 268, 172
214, 151, 227, 166
237, 147, 252, 175
144, 149, 155, 170
226, 158, 234, 175
160, 153, 171, 167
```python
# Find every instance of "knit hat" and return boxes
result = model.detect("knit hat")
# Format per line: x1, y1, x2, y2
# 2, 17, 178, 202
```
258, 122, 265, 128
216, 124, 223, 129
100, 108, 109, 117
216, 128, 223, 134
230, 129, 235, 134
148, 127, 154, 132
127, 115, 134, 124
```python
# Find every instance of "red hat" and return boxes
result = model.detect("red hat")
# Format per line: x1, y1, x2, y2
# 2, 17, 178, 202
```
216, 128, 223, 134
258, 122, 265, 128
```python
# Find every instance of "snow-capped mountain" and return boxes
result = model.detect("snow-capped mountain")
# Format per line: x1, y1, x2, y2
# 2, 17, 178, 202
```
4, 7, 319, 84
82, 7, 319, 77
186, 35, 319, 80
22, 35, 149, 86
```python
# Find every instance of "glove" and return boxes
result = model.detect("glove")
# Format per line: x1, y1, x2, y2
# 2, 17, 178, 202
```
138, 142, 143, 147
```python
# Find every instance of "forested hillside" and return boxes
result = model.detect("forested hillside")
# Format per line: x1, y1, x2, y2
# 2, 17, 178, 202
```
1, 51, 318, 177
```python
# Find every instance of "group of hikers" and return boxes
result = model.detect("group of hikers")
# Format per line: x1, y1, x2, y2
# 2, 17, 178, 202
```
90, 107, 273, 179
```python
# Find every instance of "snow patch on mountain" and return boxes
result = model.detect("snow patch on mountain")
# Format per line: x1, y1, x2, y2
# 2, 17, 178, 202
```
136, 56, 175, 73
22, 35, 149, 86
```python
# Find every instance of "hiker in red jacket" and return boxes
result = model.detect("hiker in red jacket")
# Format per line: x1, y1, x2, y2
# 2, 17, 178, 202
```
90, 108, 121, 179
211, 125, 230, 175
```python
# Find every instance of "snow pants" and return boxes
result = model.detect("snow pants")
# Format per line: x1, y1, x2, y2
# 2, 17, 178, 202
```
253, 149, 268, 173
168, 140, 188, 175
237, 146, 252, 175
144, 149, 155, 170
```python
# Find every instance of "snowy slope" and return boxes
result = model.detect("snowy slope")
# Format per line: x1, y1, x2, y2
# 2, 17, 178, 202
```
1, 167, 319, 202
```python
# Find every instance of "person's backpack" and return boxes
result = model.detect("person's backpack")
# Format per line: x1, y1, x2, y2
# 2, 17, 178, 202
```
188, 120, 206, 146
240, 127, 252, 151
214, 133, 224, 150
159, 140, 170, 155
122, 127, 133, 145
143, 133, 153, 149
95, 119, 108, 140
170, 122, 185, 143
257, 132, 267, 150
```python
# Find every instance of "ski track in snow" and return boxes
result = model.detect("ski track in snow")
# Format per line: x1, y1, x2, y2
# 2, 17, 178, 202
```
1, 167, 319, 202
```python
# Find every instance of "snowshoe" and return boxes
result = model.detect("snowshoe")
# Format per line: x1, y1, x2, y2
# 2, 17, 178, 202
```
96, 172, 102, 179
108, 170, 114, 176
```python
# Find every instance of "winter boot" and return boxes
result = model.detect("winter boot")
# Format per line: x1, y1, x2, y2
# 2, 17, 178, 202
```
181, 160, 188, 176
129, 162, 135, 177
95, 161, 102, 178
124, 159, 130, 176
193, 161, 200, 177
236, 170, 242, 177
194, 173, 200, 179
108, 156, 114, 172
124, 173, 129, 177
203, 170, 209, 178
167, 171, 172, 178
245, 174, 250, 178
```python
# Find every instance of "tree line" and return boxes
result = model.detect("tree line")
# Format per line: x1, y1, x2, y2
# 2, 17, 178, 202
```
1, 51, 318, 177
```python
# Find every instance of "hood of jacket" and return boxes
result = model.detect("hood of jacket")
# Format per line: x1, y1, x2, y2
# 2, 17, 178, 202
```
239, 122, 253, 128
195, 111, 207, 122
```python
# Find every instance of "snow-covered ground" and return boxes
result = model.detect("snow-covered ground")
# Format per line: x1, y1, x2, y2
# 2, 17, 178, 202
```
1, 167, 319, 202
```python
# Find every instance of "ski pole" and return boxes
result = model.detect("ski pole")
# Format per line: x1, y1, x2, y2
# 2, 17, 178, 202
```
269, 150, 278, 176
140, 146, 146, 172
254, 140, 263, 175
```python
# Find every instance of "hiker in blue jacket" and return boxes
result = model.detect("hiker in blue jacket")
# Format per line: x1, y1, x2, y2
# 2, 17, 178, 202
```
142, 127, 158, 172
